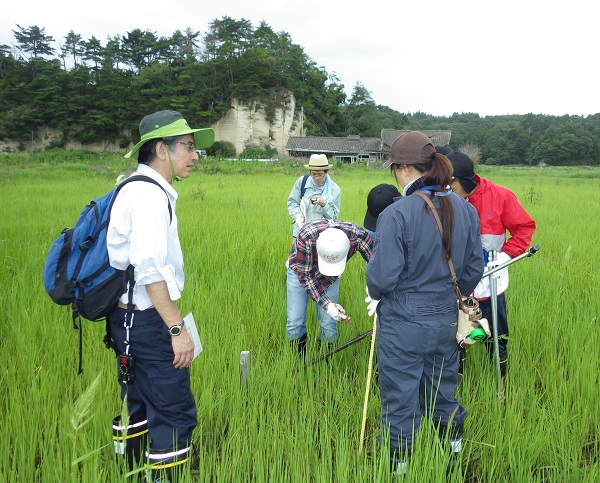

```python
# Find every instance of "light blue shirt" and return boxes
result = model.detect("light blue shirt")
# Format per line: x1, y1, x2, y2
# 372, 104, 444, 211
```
287, 174, 341, 237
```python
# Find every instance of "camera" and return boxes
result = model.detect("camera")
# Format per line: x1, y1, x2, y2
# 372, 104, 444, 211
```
118, 353, 135, 385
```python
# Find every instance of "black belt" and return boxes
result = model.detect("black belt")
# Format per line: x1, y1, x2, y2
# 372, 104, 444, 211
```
117, 301, 154, 311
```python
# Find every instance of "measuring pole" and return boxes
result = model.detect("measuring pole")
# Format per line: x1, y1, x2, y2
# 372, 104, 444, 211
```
240, 351, 251, 389
359, 313, 378, 452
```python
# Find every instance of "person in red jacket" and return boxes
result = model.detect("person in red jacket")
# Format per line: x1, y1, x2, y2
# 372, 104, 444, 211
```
447, 152, 536, 381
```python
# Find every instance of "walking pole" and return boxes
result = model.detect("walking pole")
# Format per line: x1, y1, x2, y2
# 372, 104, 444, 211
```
359, 313, 378, 452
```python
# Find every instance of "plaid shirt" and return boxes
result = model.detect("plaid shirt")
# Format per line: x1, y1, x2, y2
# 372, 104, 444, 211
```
288, 219, 373, 309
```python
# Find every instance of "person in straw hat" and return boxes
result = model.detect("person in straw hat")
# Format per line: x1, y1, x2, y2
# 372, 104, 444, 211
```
366, 131, 483, 477
287, 154, 341, 239
107, 109, 213, 482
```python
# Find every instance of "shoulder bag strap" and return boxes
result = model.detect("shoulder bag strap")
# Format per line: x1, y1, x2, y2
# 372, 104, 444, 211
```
414, 191, 463, 301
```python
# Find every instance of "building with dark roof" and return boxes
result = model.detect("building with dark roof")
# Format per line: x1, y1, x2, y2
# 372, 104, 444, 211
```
286, 130, 451, 164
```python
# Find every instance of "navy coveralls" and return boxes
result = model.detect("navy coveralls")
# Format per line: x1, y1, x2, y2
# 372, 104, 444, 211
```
366, 190, 483, 454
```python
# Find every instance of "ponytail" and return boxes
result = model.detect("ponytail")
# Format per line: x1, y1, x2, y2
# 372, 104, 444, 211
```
420, 153, 455, 260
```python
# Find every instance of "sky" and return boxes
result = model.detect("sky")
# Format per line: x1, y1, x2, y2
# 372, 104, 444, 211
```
2, 0, 598, 118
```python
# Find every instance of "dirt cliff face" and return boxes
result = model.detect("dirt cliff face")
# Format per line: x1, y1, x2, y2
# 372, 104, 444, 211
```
211, 95, 301, 157
0, 93, 302, 155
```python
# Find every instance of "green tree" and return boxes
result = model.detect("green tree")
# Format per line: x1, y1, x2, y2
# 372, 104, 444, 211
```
528, 124, 597, 166
203, 17, 253, 85
60, 31, 84, 69
345, 82, 380, 137
120, 29, 152, 71
169, 29, 201, 66
209, 140, 236, 158
102, 36, 124, 70
12, 25, 55, 59
82, 36, 103, 70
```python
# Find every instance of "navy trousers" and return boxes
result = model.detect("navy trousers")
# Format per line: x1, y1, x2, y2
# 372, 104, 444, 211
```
377, 292, 466, 454
109, 306, 197, 452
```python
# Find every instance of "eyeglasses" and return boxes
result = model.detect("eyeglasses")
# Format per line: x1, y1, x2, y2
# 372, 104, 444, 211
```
176, 141, 196, 152
310, 170, 328, 175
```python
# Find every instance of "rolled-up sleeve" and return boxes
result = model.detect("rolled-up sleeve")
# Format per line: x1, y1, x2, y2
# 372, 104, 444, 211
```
108, 174, 182, 310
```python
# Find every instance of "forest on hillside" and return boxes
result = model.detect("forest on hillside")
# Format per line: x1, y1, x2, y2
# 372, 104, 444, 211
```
1, 19, 599, 165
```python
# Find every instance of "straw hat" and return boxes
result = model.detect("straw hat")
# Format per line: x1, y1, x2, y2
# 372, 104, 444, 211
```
304, 154, 332, 170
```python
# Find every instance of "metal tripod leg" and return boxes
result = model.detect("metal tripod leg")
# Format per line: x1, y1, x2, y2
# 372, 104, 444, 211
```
483, 245, 540, 390
489, 265, 502, 388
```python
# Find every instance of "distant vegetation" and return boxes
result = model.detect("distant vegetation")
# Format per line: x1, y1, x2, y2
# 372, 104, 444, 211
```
1, 20, 599, 165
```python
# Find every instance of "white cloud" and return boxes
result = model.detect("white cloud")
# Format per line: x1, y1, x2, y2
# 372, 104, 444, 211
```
1, 0, 598, 117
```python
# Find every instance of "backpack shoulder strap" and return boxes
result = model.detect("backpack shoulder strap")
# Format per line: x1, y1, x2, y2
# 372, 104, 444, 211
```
114, 175, 173, 223
300, 174, 310, 199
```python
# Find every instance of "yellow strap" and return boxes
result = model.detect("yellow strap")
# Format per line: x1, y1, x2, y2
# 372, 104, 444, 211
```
112, 428, 149, 442
149, 457, 189, 470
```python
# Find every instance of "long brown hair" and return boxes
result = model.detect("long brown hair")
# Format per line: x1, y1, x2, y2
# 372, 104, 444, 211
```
414, 153, 455, 260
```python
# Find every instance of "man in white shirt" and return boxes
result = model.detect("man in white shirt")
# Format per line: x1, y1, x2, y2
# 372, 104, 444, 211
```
107, 110, 213, 482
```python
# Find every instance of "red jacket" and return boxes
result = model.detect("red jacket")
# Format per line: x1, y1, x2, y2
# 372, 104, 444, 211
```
467, 176, 536, 258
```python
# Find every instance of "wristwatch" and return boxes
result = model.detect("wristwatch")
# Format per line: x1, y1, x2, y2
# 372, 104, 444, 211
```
168, 320, 185, 336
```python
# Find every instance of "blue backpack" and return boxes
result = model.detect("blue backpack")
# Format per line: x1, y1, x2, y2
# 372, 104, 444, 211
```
43, 175, 171, 372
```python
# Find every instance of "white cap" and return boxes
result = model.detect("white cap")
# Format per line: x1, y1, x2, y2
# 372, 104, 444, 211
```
316, 228, 351, 276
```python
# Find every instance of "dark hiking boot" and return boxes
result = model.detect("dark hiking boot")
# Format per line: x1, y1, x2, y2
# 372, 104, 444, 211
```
499, 351, 508, 377
291, 334, 307, 357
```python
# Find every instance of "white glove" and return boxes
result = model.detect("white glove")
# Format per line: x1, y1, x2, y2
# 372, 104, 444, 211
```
295, 216, 305, 229
456, 317, 492, 348
326, 303, 348, 322
475, 251, 511, 298
365, 286, 379, 317
487, 251, 511, 268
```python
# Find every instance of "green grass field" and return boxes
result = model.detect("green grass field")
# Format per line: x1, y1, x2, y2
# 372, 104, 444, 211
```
1, 152, 598, 482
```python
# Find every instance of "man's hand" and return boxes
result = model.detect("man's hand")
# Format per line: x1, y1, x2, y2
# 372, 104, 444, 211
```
326, 303, 348, 322
365, 286, 380, 317
171, 328, 194, 369
295, 216, 305, 229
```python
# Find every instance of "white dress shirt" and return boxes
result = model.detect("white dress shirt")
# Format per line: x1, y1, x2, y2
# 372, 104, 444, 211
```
107, 164, 183, 310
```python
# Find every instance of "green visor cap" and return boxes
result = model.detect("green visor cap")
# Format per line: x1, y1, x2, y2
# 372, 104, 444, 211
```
125, 110, 215, 158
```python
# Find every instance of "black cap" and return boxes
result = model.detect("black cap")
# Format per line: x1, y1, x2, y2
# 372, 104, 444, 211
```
447, 152, 478, 193
364, 184, 401, 231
